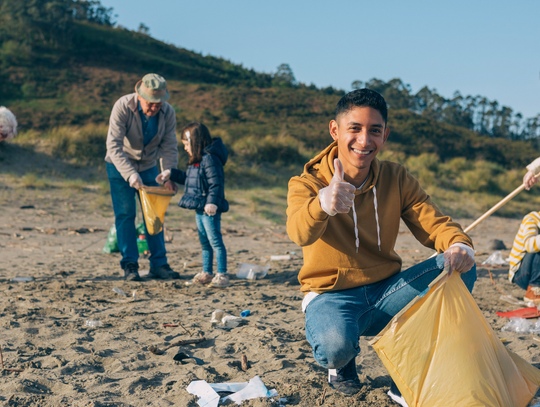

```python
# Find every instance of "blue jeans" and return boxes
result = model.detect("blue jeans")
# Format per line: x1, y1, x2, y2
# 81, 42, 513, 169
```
195, 211, 227, 274
513, 252, 540, 289
106, 163, 167, 269
305, 254, 476, 369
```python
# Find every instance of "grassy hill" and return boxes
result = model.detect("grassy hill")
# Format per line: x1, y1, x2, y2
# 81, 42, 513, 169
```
2, 4, 540, 223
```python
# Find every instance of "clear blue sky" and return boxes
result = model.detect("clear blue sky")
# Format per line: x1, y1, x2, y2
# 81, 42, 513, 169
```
101, 0, 540, 118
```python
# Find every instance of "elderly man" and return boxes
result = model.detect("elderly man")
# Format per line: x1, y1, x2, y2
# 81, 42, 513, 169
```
0, 106, 17, 142
105, 73, 179, 281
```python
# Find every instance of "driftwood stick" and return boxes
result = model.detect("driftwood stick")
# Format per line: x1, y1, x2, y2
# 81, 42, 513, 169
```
318, 388, 327, 406
164, 337, 205, 350
178, 321, 192, 336
148, 337, 206, 355
241, 354, 248, 371
0, 345, 24, 373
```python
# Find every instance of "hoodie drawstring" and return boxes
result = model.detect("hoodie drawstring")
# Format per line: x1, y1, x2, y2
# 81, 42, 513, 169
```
373, 186, 381, 251
352, 204, 359, 253
352, 185, 381, 253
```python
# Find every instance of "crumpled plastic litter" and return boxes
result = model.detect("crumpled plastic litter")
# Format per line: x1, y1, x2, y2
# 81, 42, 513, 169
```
102, 224, 119, 254
499, 294, 539, 309
113, 287, 126, 296
210, 309, 242, 328
85, 320, 102, 328
500, 294, 528, 306
236, 263, 269, 280
186, 376, 279, 407
502, 317, 540, 334
10, 277, 34, 283
108, 289, 137, 303
481, 250, 509, 266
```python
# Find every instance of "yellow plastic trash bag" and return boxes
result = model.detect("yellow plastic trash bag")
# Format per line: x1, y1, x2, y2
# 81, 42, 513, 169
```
370, 272, 540, 407
138, 186, 175, 235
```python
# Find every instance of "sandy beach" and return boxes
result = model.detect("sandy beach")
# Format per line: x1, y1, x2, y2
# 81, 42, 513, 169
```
1, 171, 540, 407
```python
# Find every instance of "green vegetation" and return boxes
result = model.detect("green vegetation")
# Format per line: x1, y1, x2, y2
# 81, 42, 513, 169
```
2, 0, 540, 224
378, 150, 540, 218
352, 78, 540, 141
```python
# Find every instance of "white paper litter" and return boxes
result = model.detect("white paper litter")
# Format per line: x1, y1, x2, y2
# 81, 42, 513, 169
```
187, 380, 220, 407
210, 309, 242, 328
223, 376, 276, 404
208, 382, 247, 393
187, 376, 279, 406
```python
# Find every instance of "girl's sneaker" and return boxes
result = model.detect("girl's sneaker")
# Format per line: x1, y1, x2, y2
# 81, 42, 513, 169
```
192, 272, 213, 285
209, 273, 230, 288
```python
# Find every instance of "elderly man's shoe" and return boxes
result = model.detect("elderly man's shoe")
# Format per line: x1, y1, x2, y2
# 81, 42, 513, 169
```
328, 358, 362, 396
123, 262, 141, 281
149, 264, 179, 279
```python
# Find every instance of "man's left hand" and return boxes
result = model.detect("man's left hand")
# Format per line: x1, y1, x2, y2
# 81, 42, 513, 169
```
164, 180, 178, 193
443, 244, 475, 275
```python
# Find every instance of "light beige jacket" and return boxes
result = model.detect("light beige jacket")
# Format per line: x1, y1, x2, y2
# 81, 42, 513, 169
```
105, 93, 178, 180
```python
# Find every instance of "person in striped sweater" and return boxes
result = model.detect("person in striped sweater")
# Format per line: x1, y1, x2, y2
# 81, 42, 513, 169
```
508, 211, 540, 303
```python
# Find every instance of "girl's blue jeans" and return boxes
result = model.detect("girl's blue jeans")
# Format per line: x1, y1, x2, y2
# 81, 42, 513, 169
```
304, 254, 476, 369
195, 211, 227, 274
106, 163, 167, 270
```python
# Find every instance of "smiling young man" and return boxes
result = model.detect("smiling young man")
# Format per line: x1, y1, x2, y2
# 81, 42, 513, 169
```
286, 89, 476, 405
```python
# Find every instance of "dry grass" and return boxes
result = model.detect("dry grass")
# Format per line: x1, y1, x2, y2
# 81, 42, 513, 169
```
4, 127, 540, 224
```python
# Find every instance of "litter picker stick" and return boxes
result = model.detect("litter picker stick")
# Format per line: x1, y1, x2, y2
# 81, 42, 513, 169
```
427, 173, 539, 259
463, 172, 540, 234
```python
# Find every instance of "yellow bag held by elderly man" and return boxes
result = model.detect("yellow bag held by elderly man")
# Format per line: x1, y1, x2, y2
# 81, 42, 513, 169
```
138, 186, 175, 235
370, 272, 540, 407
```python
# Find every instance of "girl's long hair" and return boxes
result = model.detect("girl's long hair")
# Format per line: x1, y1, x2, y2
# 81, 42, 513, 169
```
180, 122, 212, 165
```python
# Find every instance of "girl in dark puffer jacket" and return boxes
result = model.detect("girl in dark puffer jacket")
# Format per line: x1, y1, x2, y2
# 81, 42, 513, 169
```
156, 122, 230, 288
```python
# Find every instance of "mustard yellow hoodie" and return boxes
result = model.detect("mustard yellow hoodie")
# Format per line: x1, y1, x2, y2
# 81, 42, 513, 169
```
286, 142, 473, 294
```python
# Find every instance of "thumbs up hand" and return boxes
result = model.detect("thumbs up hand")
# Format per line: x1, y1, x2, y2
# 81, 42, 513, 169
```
319, 158, 356, 216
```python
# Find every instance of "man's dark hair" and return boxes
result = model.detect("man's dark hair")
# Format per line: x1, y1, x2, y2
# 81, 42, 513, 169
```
335, 89, 388, 124
181, 122, 212, 165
